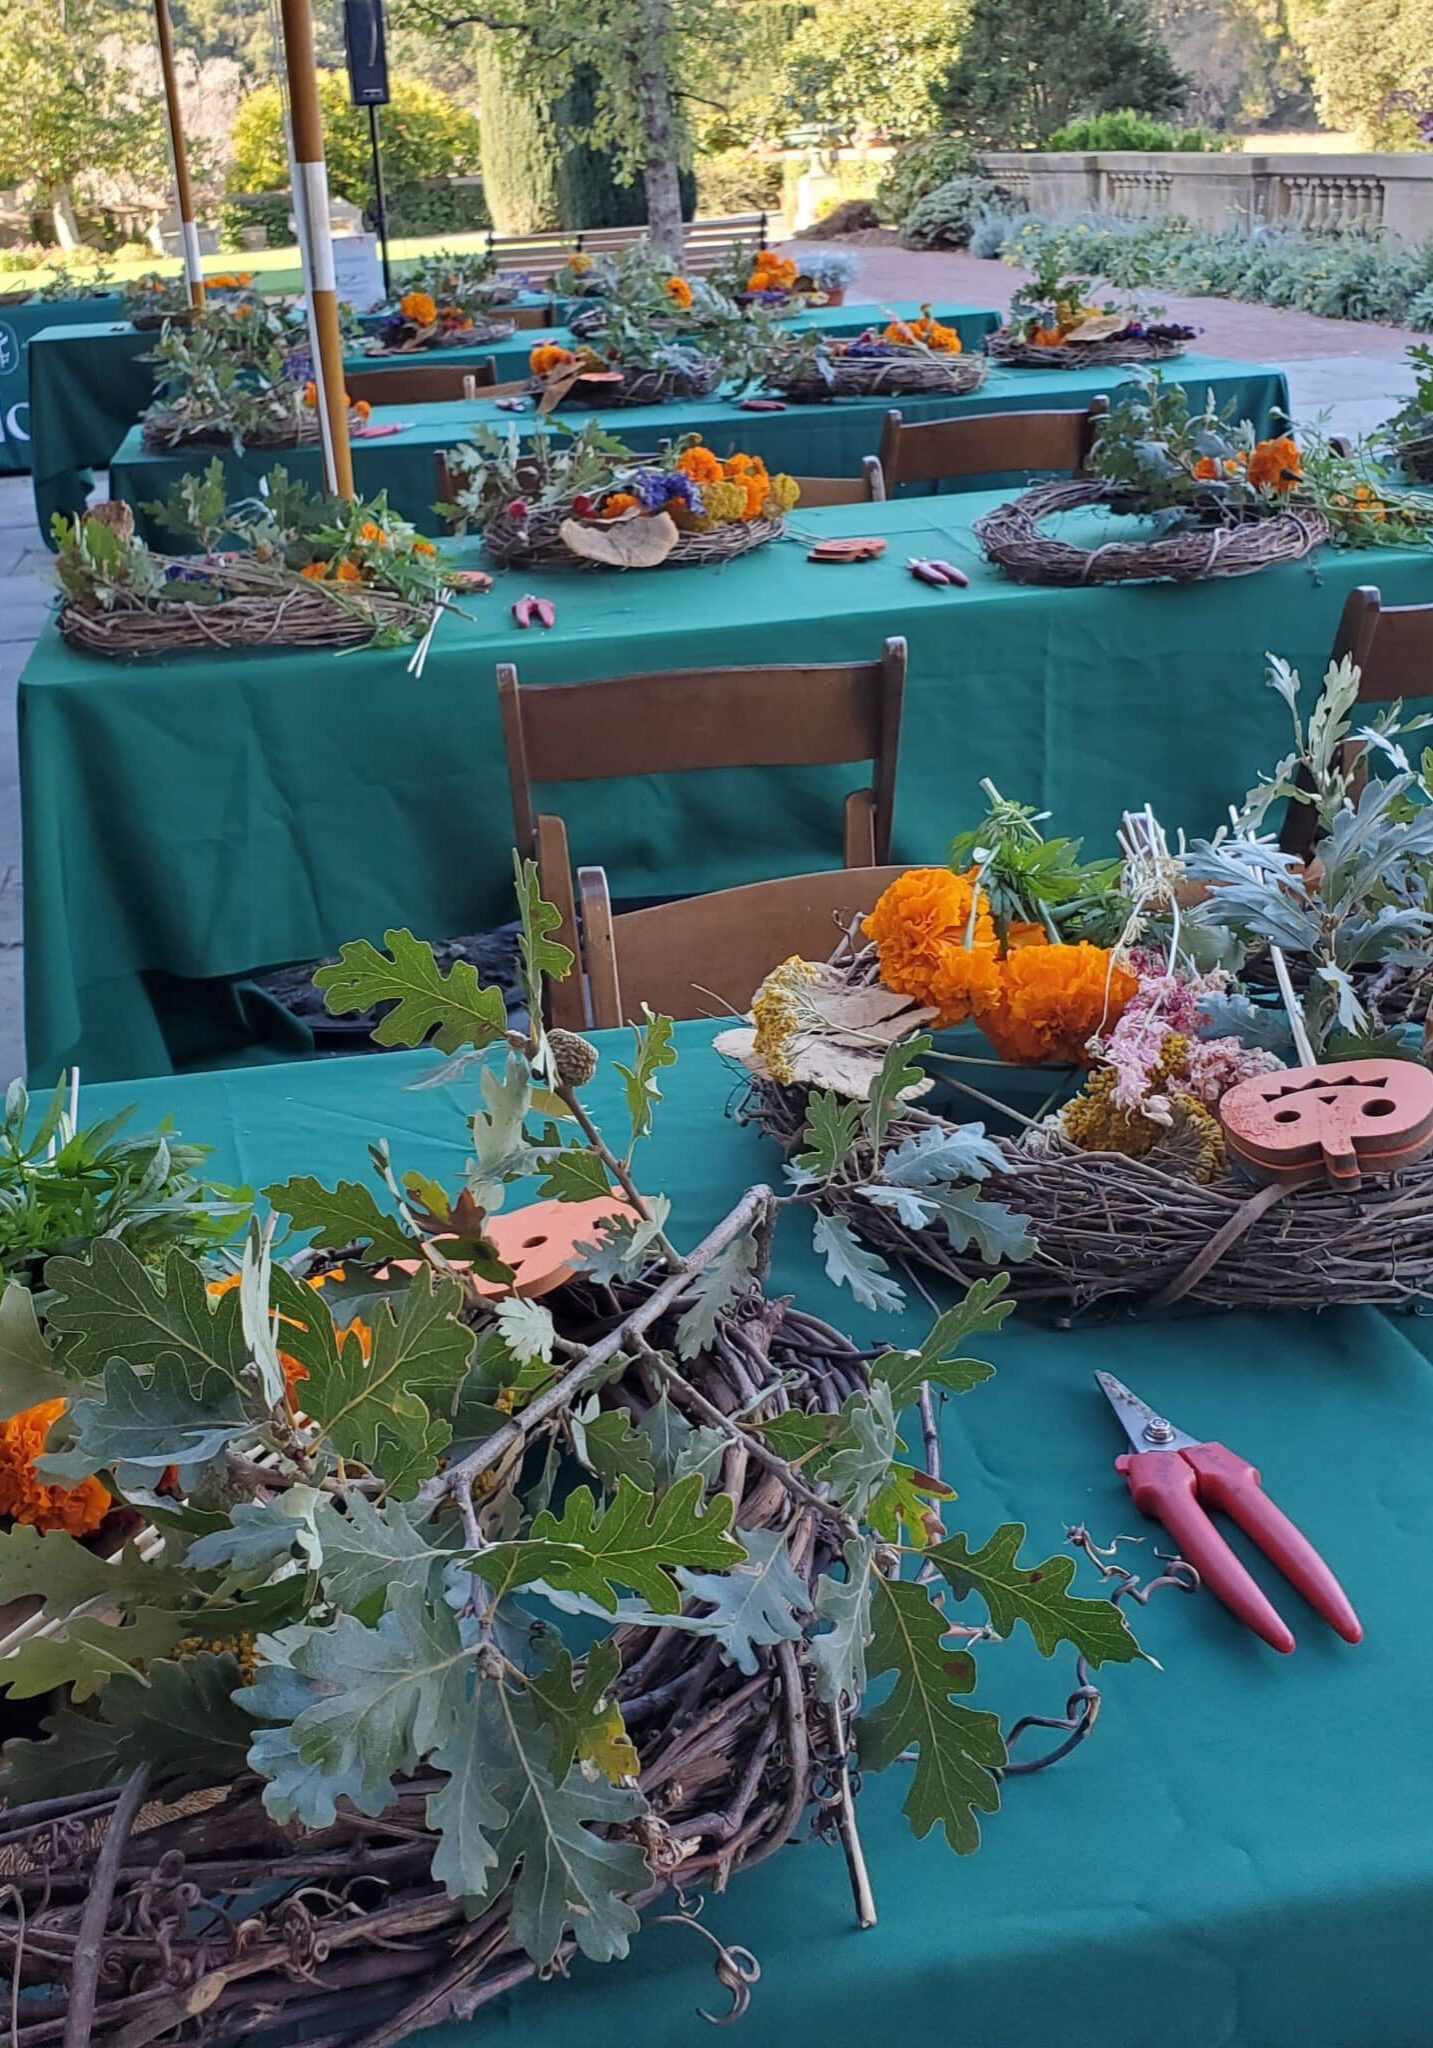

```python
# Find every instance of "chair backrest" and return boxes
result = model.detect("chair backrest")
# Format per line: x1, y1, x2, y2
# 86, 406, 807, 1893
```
578, 863, 909, 1029
878, 396, 1110, 493
346, 359, 497, 406
1280, 585, 1433, 856
790, 457, 886, 508
497, 642, 907, 1026
508, 302, 559, 330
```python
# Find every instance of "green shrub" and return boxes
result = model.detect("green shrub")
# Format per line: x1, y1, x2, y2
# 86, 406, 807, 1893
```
875, 134, 977, 223
696, 149, 785, 219
230, 75, 481, 207
901, 173, 1010, 250
218, 192, 291, 251
384, 179, 490, 237
995, 211, 1433, 329
1044, 109, 1225, 151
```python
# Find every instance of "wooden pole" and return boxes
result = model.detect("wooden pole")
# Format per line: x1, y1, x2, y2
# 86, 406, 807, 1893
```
277, 0, 354, 497
151, 0, 205, 310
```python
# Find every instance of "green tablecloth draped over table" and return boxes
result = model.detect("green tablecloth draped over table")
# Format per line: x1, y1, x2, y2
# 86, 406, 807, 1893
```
78, 1024, 1433, 2048
20, 490, 1432, 1086
29, 302, 1002, 541
0, 294, 123, 475
109, 355, 1289, 545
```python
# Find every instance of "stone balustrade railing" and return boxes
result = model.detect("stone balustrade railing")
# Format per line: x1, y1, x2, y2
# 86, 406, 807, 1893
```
980, 152, 1433, 239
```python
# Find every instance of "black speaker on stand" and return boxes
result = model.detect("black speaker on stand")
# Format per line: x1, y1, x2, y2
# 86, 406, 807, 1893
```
342, 0, 392, 298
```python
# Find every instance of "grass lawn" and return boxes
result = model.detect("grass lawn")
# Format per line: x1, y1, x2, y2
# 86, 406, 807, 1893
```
8, 230, 494, 295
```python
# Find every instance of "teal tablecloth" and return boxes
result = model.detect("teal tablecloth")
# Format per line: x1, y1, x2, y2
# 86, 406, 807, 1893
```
110, 354, 1290, 543
19, 489, 1431, 1086
0, 293, 123, 474
75, 1024, 1433, 2048
31, 302, 1002, 541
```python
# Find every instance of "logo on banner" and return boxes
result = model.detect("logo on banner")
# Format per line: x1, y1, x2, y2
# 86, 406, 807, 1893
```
0, 324, 18, 378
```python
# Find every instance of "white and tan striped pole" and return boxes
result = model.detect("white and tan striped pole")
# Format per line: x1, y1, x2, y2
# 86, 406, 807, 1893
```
152, 0, 205, 310
278, 0, 354, 497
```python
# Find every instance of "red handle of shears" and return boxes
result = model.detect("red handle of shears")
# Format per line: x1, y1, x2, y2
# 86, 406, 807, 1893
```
1117, 1447, 1296, 1653
1181, 1442, 1362, 1645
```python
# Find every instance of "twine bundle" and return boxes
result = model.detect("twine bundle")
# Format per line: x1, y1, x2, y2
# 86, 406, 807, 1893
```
745, 1078, 1433, 1314
0, 1262, 868, 2048
984, 330, 1189, 371
482, 502, 784, 570
764, 350, 987, 402
973, 477, 1330, 585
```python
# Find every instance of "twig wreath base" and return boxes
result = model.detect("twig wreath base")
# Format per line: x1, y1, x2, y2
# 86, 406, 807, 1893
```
362, 318, 518, 355
743, 1078, 1433, 1315
972, 478, 1330, 586
1, 1269, 865, 2048
1398, 432, 1433, 486
483, 503, 784, 571
140, 410, 323, 452
984, 331, 1189, 371
561, 358, 724, 408
763, 351, 987, 401
131, 308, 198, 334
57, 576, 430, 658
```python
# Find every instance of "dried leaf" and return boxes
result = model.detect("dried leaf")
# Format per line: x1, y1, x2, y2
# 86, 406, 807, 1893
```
560, 510, 679, 568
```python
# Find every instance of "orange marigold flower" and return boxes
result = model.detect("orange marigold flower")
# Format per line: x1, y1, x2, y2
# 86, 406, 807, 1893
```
413, 537, 437, 555
0, 1400, 110, 1536
973, 943, 1137, 1067
302, 380, 318, 406
665, 276, 694, 309
863, 867, 997, 1027
1031, 324, 1067, 347
334, 558, 364, 583
1193, 455, 1220, 481
1246, 435, 1301, 492
354, 399, 371, 420
358, 520, 386, 544
600, 491, 639, 517
677, 444, 724, 484
299, 560, 328, 580
530, 343, 576, 377
400, 290, 438, 326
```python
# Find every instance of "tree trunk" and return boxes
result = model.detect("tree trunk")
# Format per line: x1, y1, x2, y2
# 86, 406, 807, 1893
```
49, 184, 81, 248
634, 0, 684, 262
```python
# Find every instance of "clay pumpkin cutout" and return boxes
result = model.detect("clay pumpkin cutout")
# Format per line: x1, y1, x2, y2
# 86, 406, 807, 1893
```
384, 1193, 635, 1299
1220, 1058, 1433, 1189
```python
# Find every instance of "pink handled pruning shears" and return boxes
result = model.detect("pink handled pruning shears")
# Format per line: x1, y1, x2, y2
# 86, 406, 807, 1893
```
1096, 1371, 1362, 1655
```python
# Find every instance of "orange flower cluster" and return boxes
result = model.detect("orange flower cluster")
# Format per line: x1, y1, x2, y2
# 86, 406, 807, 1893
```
0, 1400, 110, 1535
665, 276, 694, 310
208, 272, 254, 291
863, 867, 1136, 1061
530, 342, 577, 377
748, 249, 798, 293
599, 491, 639, 517
1245, 435, 1302, 492
883, 307, 962, 354
1191, 438, 1301, 493
399, 290, 438, 326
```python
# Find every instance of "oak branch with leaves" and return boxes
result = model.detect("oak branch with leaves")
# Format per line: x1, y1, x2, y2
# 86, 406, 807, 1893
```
0, 857, 1141, 2040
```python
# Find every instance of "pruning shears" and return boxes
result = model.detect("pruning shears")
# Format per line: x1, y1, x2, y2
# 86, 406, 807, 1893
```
511, 594, 556, 629
907, 556, 969, 589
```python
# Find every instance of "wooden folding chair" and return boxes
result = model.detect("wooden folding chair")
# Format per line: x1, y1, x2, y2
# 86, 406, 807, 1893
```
508, 302, 559, 330
497, 641, 907, 1027
789, 458, 887, 508
577, 864, 908, 1029
1280, 586, 1433, 857
878, 396, 1110, 494
345, 359, 498, 406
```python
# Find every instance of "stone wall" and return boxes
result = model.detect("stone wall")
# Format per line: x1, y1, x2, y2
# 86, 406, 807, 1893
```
981, 152, 1433, 240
